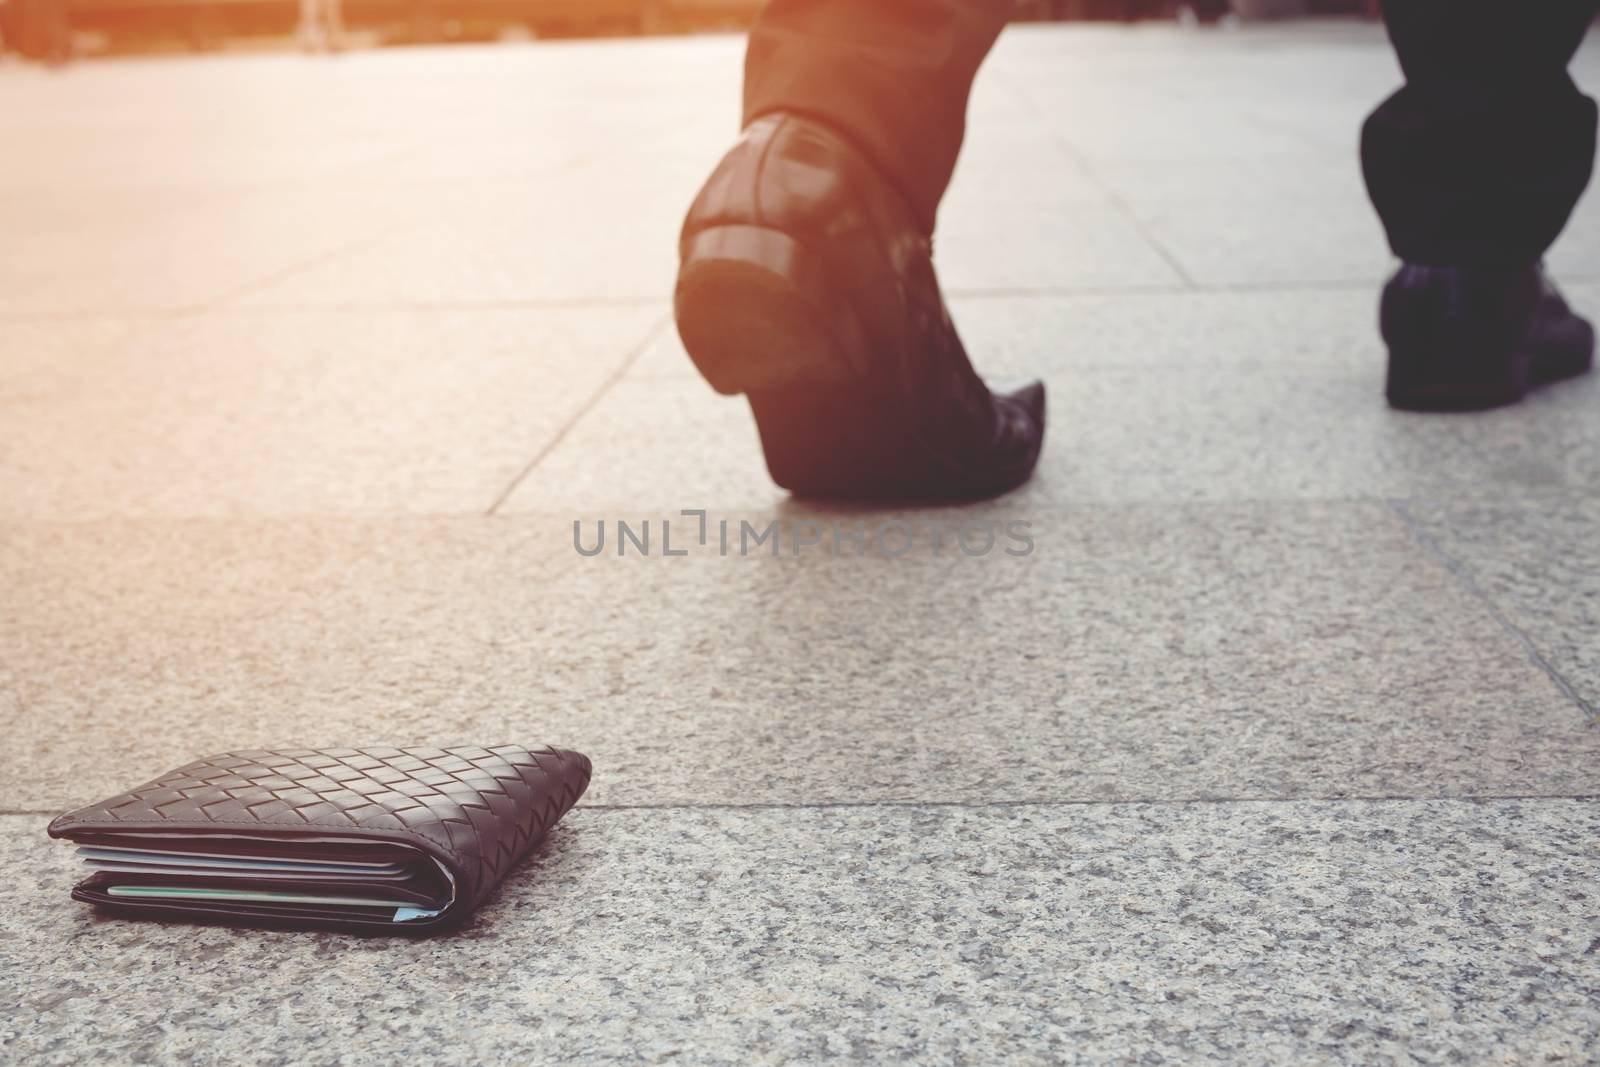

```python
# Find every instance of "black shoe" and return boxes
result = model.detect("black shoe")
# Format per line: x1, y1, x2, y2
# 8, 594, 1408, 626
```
674, 113, 1045, 500
1382, 262, 1594, 411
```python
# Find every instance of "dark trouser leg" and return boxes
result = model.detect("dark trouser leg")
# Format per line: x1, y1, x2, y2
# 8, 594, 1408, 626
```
742, 0, 1011, 235
1362, 0, 1599, 266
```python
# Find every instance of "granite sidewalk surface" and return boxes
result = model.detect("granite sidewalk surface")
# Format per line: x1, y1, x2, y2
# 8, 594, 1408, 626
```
2, 21, 1598, 1065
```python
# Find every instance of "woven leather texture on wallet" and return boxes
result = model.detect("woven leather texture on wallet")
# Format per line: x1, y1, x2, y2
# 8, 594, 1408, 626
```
48, 745, 592, 909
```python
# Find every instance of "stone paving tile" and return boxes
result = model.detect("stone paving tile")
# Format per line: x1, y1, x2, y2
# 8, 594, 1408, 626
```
520, 318, 1600, 510
0, 114, 407, 196
991, 24, 1397, 161
634, 282, 1600, 383
5, 799, 1597, 1064
935, 201, 1188, 292
0, 306, 663, 519
1017, 89, 1332, 166
1028, 361, 1600, 505
6, 502, 1598, 814
0, 184, 429, 316
233, 166, 1175, 309
1401, 495, 1600, 723
986, 24, 1600, 287
0, 43, 739, 193
500, 378, 782, 511
1089, 157, 1390, 287
953, 287, 1385, 374
941, 120, 1111, 212
228, 157, 707, 308
630, 287, 1384, 382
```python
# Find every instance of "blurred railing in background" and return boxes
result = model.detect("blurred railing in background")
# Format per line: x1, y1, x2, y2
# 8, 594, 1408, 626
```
1015, 0, 1375, 18
0, 0, 1378, 62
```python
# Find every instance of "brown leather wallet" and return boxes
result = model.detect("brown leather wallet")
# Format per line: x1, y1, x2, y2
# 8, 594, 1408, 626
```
47, 745, 591, 932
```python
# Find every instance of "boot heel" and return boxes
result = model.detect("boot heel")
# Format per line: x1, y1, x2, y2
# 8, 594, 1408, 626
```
1381, 275, 1531, 412
674, 225, 870, 396
1385, 341, 1530, 411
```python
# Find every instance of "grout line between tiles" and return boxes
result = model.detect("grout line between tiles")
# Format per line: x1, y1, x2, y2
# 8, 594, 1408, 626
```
194, 295, 672, 314
571, 792, 1600, 813
176, 229, 408, 317
5, 491, 1595, 527
4, 793, 1597, 821
991, 74, 1198, 290
1082, 179, 1200, 290
1388, 498, 1599, 726
17, 274, 1592, 320
484, 311, 672, 516
946, 277, 1381, 298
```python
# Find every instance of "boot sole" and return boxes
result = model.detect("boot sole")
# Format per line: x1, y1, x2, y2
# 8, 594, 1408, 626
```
1385, 310, 1595, 412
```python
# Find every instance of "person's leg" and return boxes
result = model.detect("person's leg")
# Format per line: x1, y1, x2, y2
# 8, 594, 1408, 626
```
674, 0, 1043, 499
298, 0, 322, 50
327, 0, 345, 48
742, 0, 1010, 235
1182, 1, 1233, 25
1364, 1, 1600, 411
1363, 0, 1598, 267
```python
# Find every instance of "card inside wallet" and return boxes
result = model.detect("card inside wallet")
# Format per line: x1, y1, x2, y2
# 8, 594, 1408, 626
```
65, 832, 456, 925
